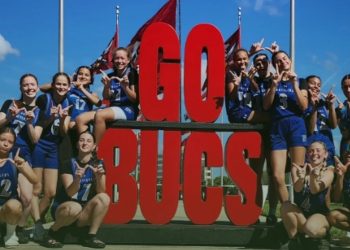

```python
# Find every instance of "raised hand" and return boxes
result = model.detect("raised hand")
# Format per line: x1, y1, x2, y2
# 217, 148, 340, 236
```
58, 105, 72, 119
13, 148, 26, 169
249, 38, 264, 56
265, 41, 280, 54
74, 161, 86, 179
292, 162, 306, 179
8, 100, 26, 120
25, 107, 37, 123
309, 89, 320, 107
334, 156, 350, 176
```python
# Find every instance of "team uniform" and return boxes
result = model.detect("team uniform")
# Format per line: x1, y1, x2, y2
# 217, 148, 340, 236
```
107, 66, 139, 120
0, 160, 19, 206
32, 92, 71, 169
304, 99, 336, 165
336, 101, 350, 160
50, 158, 105, 220
269, 79, 308, 150
0, 100, 39, 164
225, 71, 253, 123
294, 181, 329, 218
68, 86, 94, 121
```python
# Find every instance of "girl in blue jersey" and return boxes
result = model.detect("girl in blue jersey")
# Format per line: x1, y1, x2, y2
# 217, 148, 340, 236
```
29, 72, 72, 242
43, 131, 109, 248
264, 50, 308, 203
336, 74, 350, 162
304, 75, 337, 166
281, 141, 334, 249
92, 47, 138, 144
327, 150, 350, 235
0, 127, 38, 247
0, 73, 40, 243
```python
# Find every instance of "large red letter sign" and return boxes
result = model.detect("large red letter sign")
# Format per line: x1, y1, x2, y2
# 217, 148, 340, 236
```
98, 129, 138, 224
183, 132, 223, 224
184, 24, 225, 122
139, 22, 180, 121
224, 132, 262, 225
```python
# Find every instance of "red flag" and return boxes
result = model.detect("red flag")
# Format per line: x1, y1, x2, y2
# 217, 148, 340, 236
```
91, 18, 119, 73
224, 26, 241, 66
127, 0, 177, 68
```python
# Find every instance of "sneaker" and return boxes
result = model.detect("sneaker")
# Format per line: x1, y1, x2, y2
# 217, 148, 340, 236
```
33, 221, 46, 242
4, 232, 19, 248
15, 227, 29, 244
82, 236, 106, 248
266, 214, 278, 225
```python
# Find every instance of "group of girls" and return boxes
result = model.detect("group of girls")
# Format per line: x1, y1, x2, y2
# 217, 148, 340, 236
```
225, 40, 350, 249
0, 47, 138, 248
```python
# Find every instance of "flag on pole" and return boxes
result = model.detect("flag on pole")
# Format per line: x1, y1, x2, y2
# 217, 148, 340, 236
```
91, 7, 119, 73
224, 26, 241, 66
127, 0, 177, 68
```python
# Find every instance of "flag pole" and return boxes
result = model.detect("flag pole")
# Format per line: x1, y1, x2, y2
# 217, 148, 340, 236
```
58, 0, 64, 72
290, 0, 295, 71
116, 5, 120, 46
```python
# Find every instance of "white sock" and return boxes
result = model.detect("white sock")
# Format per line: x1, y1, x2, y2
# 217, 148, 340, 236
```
5, 224, 16, 238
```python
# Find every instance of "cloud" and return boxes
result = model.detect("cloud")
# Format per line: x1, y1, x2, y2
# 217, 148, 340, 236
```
0, 34, 20, 61
311, 52, 339, 72
238, 0, 285, 16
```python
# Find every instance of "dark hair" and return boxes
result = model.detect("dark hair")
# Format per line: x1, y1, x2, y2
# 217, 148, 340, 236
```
78, 130, 96, 143
19, 73, 38, 100
73, 66, 94, 85
233, 48, 249, 59
252, 53, 269, 65
0, 126, 16, 141
51, 72, 71, 86
341, 74, 350, 87
271, 50, 289, 68
305, 75, 321, 84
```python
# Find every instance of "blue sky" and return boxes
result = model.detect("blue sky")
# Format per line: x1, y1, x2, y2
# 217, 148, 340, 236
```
0, 0, 349, 155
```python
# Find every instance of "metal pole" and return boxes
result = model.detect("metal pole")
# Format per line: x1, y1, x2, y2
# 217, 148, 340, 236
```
116, 5, 120, 45
59, 0, 64, 72
290, 0, 295, 71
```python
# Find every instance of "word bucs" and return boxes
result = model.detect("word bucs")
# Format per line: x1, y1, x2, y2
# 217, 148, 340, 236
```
98, 23, 262, 226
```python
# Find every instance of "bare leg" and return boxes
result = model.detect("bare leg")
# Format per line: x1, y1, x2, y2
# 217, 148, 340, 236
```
271, 150, 289, 202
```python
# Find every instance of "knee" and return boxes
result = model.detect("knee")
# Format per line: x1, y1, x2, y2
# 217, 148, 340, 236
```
20, 194, 32, 208
59, 204, 82, 218
4, 199, 23, 218
303, 222, 326, 238
44, 190, 56, 200
94, 111, 104, 123
273, 173, 285, 186
32, 182, 42, 196
95, 193, 111, 207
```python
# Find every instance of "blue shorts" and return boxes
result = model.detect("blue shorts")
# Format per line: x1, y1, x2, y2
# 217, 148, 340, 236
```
11, 144, 33, 165
228, 106, 253, 123
270, 116, 307, 150
307, 133, 335, 166
32, 139, 59, 169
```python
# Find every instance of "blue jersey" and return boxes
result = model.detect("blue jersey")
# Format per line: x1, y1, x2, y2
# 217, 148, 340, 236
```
55, 158, 104, 204
108, 66, 138, 108
304, 99, 334, 141
271, 79, 306, 120
294, 182, 329, 217
1, 100, 39, 148
252, 75, 272, 112
337, 101, 350, 138
36, 93, 70, 144
0, 160, 19, 205
68, 86, 93, 120
225, 72, 253, 122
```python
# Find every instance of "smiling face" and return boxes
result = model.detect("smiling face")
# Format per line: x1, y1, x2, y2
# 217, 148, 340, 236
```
112, 49, 130, 72
20, 75, 39, 99
77, 132, 95, 154
52, 74, 70, 97
307, 76, 321, 95
253, 54, 269, 77
76, 67, 92, 86
307, 142, 328, 167
273, 51, 291, 72
233, 50, 249, 72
